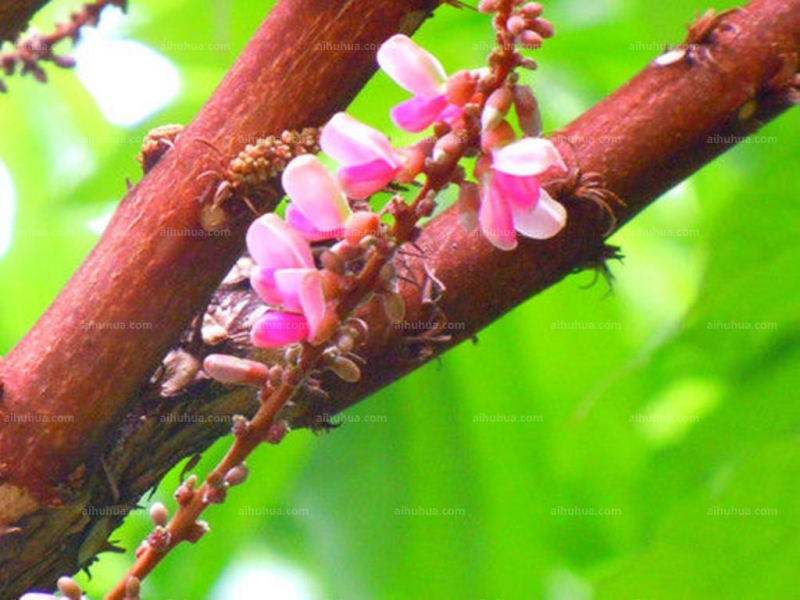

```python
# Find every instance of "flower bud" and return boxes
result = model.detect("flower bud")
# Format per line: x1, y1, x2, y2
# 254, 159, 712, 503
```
395, 145, 426, 183
149, 501, 169, 527
517, 30, 543, 50
480, 119, 516, 153
520, 2, 544, 19
126, 576, 142, 600
507, 15, 527, 36
203, 354, 270, 386
57, 577, 82, 600
512, 84, 542, 136
432, 132, 464, 164
477, 0, 499, 12
482, 87, 514, 132
266, 420, 289, 444
225, 463, 249, 486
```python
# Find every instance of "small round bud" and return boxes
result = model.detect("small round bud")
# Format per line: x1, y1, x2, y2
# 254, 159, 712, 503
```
147, 526, 171, 551
395, 145, 426, 183
57, 576, 82, 600
530, 17, 555, 38
520, 2, 544, 19
478, 0, 500, 13
203, 486, 227, 504
433, 132, 464, 164
507, 15, 527, 36
517, 30, 543, 50
266, 420, 289, 444
149, 501, 169, 527
224, 463, 249, 487
126, 576, 142, 600
231, 414, 250, 438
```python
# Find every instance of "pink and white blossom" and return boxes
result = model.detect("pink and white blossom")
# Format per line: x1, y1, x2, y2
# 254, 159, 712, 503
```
478, 137, 568, 251
377, 34, 463, 133
246, 213, 326, 347
319, 113, 405, 199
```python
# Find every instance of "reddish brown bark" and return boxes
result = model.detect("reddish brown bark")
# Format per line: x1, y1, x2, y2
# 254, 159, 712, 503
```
0, 0, 796, 596
0, 0, 441, 518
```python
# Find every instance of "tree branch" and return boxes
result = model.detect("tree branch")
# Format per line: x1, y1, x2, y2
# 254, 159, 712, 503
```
0, 0, 796, 596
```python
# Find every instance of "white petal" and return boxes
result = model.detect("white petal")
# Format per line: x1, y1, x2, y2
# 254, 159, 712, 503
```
377, 34, 447, 98
511, 189, 567, 240
492, 138, 566, 176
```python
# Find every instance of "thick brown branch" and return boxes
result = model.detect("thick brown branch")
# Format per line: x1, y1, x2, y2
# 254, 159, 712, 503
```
0, 0, 50, 44
0, 0, 796, 596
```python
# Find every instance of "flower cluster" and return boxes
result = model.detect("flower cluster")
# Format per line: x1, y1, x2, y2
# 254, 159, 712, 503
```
246, 5, 566, 350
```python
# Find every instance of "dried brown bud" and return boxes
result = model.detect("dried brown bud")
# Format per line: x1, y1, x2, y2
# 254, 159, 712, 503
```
329, 356, 361, 383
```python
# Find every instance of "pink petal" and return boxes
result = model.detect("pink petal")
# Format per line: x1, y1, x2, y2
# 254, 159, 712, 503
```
251, 311, 309, 348
299, 270, 326, 342
493, 170, 541, 212
511, 189, 567, 240
250, 266, 283, 306
492, 138, 566, 177
282, 155, 350, 233
320, 113, 402, 168
246, 213, 313, 270
286, 204, 345, 241
273, 268, 317, 314
479, 174, 517, 251
377, 34, 447, 98
337, 159, 399, 199
390, 95, 449, 133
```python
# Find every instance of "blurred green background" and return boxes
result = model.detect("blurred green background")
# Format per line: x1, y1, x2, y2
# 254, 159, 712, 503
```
1, 0, 798, 598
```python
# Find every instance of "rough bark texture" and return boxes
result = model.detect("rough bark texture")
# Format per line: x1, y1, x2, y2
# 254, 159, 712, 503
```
0, 0, 442, 595
0, 0, 796, 596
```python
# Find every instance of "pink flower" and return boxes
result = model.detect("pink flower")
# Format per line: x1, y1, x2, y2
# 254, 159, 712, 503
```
282, 154, 352, 240
377, 34, 461, 133
246, 213, 325, 347
478, 137, 568, 251
320, 113, 408, 200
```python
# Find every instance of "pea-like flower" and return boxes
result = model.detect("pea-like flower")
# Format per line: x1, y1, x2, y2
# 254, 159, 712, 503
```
247, 214, 325, 348
377, 34, 463, 133
478, 137, 568, 250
